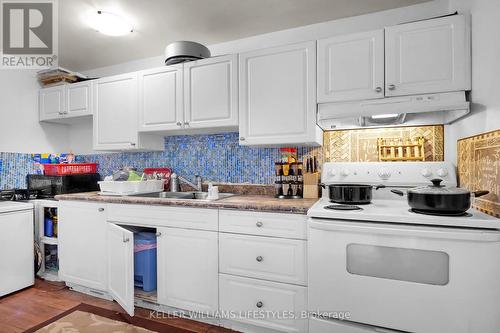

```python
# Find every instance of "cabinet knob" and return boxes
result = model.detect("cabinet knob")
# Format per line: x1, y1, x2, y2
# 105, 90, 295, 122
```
256, 221, 263, 228
375, 87, 383, 93
239, 137, 245, 141
98, 208, 105, 212
256, 301, 264, 308
123, 236, 130, 243
184, 122, 190, 126
387, 84, 396, 91
256, 256, 263, 262
176, 122, 182, 126
130, 142, 136, 146
156, 231, 162, 237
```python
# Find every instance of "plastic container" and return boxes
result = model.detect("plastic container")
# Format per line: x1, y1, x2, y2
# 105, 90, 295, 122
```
44, 217, 53, 237
43, 163, 98, 176
134, 232, 157, 292
143, 168, 172, 190
98, 179, 164, 195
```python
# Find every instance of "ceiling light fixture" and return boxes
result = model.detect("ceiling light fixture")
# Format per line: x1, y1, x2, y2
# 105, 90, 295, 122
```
371, 113, 400, 119
90, 10, 133, 36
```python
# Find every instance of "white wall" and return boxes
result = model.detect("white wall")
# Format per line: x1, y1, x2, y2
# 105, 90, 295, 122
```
71, 0, 450, 154
0, 70, 69, 153
83, 0, 449, 77
445, 0, 500, 162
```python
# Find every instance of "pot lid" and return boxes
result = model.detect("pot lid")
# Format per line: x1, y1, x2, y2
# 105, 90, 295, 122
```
409, 179, 470, 195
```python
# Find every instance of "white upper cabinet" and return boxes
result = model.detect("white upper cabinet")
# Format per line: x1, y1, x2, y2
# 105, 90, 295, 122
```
66, 81, 92, 118
39, 85, 65, 121
138, 55, 238, 134
317, 29, 385, 103
385, 15, 470, 96
239, 41, 322, 146
93, 73, 163, 151
184, 54, 238, 130
40, 82, 93, 122
138, 65, 184, 132
93, 73, 139, 150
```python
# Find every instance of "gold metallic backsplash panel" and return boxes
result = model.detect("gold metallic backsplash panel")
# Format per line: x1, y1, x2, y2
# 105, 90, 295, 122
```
458, 130, 500, 218
323, 125, 444, 162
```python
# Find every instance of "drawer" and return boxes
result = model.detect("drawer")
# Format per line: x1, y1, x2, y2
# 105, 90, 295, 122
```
219, 210, 307, 239
309, 317, 400, 333
106, 204, 218, 231
219, 274, 307, 333
219, 233, 307, 285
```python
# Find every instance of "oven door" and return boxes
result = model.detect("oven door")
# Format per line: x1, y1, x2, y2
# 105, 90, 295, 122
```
308, 218, 500, 333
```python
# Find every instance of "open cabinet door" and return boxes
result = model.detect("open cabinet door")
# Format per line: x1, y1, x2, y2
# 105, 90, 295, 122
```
107, 223, 135, 316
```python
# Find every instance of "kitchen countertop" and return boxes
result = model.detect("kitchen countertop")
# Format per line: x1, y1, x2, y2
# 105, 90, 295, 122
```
55, 192, 317, 215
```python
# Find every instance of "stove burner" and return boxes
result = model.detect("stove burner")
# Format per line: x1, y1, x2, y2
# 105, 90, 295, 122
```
409, 209, 472, 217
325, 204, 363, 211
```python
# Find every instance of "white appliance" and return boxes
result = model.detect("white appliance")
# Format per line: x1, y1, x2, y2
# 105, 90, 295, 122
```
0, 201, 34, 296
317, 91, 470, 130
164, 41, 211, 65
307, 162, 500, 333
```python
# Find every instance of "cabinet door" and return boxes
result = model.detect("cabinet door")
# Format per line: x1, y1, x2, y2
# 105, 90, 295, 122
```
184, 55, 238, 129
157, 227, 218, 313
0, 210, 34, 297
39, 85, 65, 121
317, 30, 384, 102
93, 73, 139, 150
220, 274, 307, 333
385, 15, 469, 96
107, 223, 134, 316
59, 202, 107, 291
239, 41, 321, 146
138, 66, 183, 132
66, 81, 92, 118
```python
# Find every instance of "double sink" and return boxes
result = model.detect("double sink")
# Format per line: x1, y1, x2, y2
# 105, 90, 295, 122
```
132, 191, 236, 201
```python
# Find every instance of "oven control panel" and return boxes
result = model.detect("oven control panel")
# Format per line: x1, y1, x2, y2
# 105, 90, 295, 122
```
322, 162, 457, 187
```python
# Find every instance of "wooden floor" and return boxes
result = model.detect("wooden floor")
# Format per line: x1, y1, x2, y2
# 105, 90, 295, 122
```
0, 279, 236, 333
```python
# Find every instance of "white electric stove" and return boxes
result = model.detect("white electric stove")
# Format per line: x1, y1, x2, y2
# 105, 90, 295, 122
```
307, 162, 500, 333
308, 161, 499, 228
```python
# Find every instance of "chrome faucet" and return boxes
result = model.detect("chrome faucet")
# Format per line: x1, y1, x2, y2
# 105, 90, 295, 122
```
170, 173, 203, 192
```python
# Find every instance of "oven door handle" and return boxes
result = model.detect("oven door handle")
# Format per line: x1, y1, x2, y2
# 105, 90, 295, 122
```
309, 219, 500, 242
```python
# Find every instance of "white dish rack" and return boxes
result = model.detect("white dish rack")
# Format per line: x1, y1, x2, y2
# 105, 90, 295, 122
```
98, 180, 164, 196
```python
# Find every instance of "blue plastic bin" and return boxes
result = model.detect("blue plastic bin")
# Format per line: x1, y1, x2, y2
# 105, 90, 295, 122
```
134, 232, 157, 292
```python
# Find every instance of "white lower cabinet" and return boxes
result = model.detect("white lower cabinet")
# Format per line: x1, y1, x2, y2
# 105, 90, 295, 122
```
219, 233, 307, 285
107, 223, 135, 316
58, 201, 107, 292
59, 203, 308, 331
157, 227, 219, 313
99, 206, 219, 317
220, 274, 307, 333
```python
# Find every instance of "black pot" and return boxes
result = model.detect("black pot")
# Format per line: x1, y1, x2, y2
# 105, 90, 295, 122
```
321, 184, 385, 204
391, 179, 489, 214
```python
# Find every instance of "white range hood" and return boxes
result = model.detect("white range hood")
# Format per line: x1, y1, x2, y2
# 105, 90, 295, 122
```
317, 91, 470, 130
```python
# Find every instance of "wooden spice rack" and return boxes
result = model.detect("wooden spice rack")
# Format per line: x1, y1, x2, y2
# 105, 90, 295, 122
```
378, 137, 425, 161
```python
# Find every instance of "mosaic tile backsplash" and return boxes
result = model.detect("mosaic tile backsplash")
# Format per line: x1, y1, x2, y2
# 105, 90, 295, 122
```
0, 152, 38, 189
0, 126, 443, 189
0, 133, 319, 189
82, 133, 319, 184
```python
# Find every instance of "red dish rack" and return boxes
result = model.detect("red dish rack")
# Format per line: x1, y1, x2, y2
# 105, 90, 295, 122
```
43, 163, 98, 176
